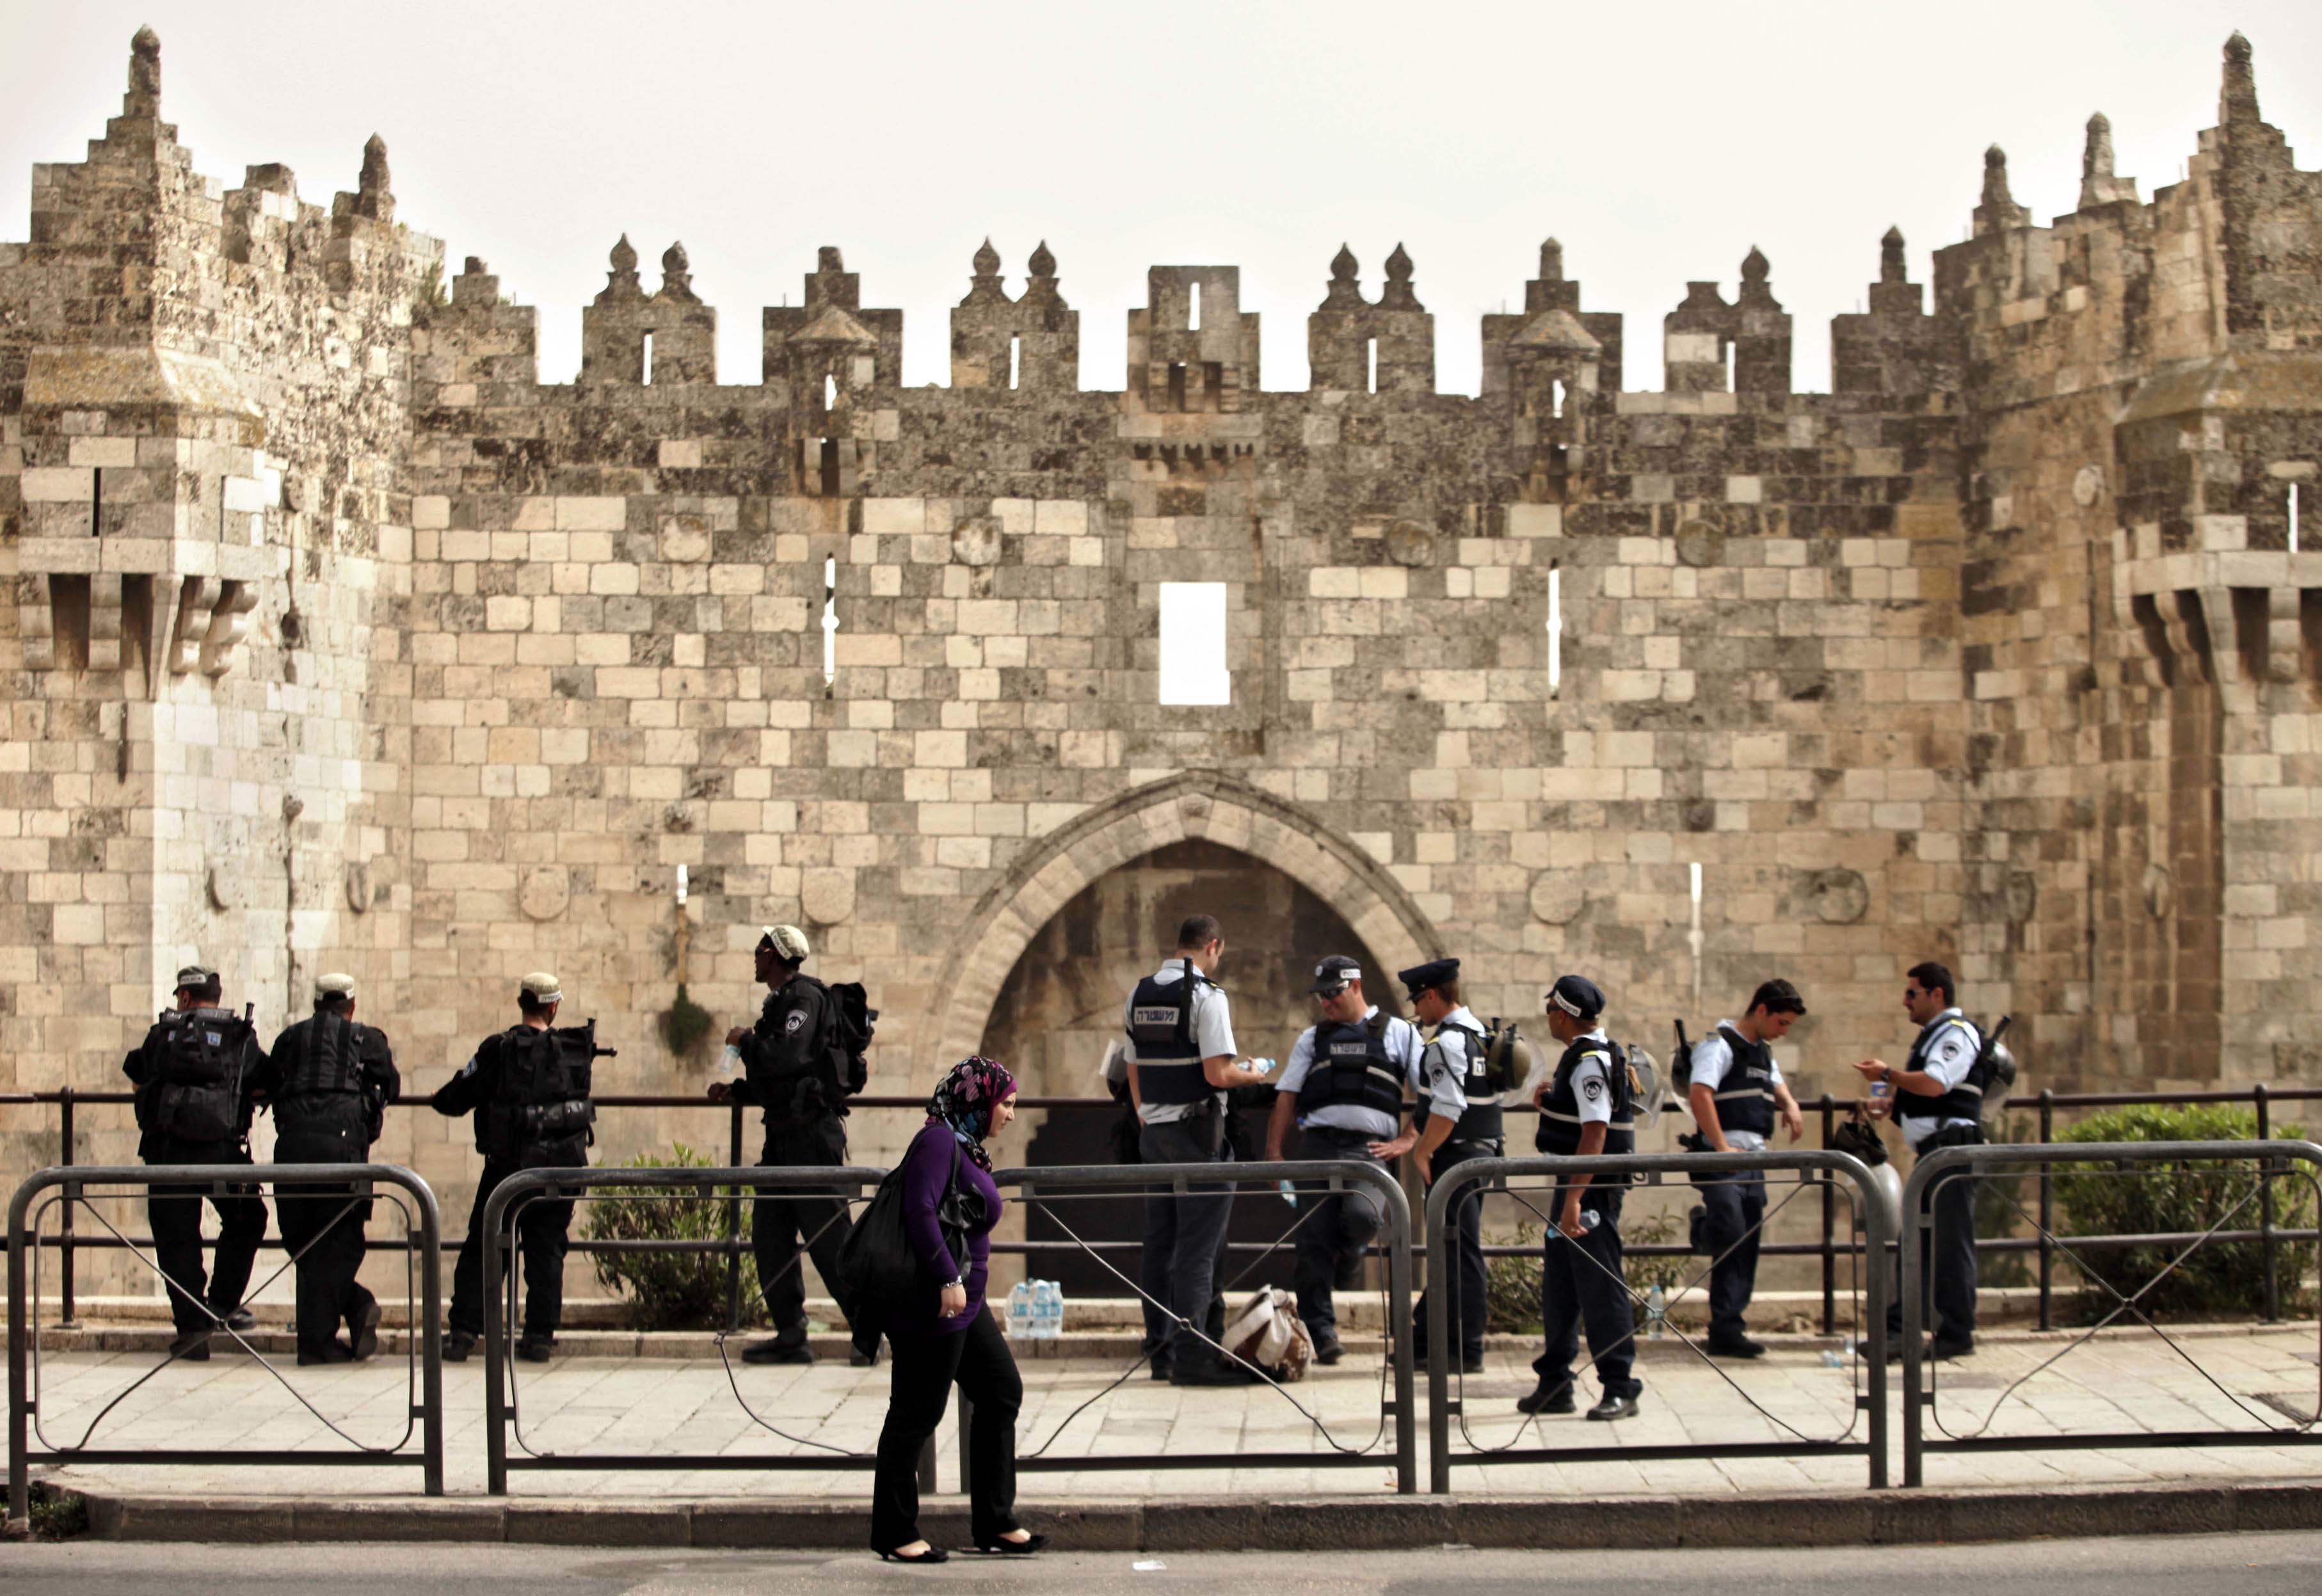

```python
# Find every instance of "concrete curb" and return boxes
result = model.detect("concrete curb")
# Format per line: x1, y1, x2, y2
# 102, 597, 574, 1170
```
70, 1478, 2322, 1550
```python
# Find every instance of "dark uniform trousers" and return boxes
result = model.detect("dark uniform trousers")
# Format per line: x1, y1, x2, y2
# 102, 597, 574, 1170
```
449, 1158, 574, 1343
756, 1115, 876, 1356
1887, 1126, 1980, 1346
275, 1137, 377, 1357
145, 1135, 268, 1336
1533, 1179, 1642, 1402
1413, 1138, 1497, 1362
1697, 1166, 1767, 1342
1137, 1113, 1235, 1367
1292, 1124, 1389, 1345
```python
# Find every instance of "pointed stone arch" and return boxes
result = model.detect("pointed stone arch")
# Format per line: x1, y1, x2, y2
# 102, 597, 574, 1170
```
925, 772, 1445, 1076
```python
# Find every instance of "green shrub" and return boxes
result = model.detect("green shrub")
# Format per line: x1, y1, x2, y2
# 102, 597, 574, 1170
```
659, 982, 715, 1058
2052, 1104, 2314, 1320
579, 1143, 765, 1330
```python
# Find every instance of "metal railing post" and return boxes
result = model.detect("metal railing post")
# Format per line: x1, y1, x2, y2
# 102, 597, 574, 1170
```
56, 1087, 77, 1329
1424, 1169, 1455, 1493
484, 1174, 508, 1495
1818, 1093, 1836, 1336
413, 1169, 445, 1497
725, 1097, 747, 1334
2037, 1090, 2053, 1332
8, 1170, 31, 1528
1385, 1163, 1415, 1495
2255, 1084, 2279, 1323
1900, 1147, 1927, 1488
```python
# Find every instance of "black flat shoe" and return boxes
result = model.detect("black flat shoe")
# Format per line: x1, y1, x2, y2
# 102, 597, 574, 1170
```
975, 1532, 1048, 1556
875, 1545, 949, 1564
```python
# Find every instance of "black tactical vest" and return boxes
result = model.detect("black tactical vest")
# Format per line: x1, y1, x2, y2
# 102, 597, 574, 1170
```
146, 1007, 255, 1143
1706, 1023, 1776, 1138
1125, 961, 1216, 1108
1533, 1034, 1635, 1159
1298, 1012, 1405, 1120
273, 1012, 377, 1146
480, 1021, 598, 1168
1435, 1019, 1503, 1142
1896, 1012, 1987, 1129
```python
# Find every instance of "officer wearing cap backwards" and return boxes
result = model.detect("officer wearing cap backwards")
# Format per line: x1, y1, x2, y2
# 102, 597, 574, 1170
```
1265, 955, 1425, 1365
251, 973, 400, 1364
434, 971, 600, 1363
1519, 973, 1644, 1421
122, 962, 269, 1361
1401, 958, 1498, 1375
709, 925, 881, 1367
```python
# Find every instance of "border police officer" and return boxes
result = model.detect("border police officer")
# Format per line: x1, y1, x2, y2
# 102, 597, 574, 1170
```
435, 971, 601, 1363
1854, 960, 1983, 1360
255, 973, 400, 1364
123, 962, 268, 1361
1402, 959, 1500, 1375
1684, 978, 1808, 1359
1519, 974, 1643, 1421
710, 925, 879, 1368
1265, 955, 1425, 1366
1123, 913, 1254, 1386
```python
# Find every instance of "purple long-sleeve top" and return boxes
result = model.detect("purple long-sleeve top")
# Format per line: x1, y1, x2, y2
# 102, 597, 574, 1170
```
900, 1119, 1002, 1335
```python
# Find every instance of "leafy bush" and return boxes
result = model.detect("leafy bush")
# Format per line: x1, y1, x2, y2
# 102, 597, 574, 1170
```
579, 1143, 765, 1330
659, 982, 715, 1058
2052, 1105, 2314, 1320
1482, 1209, 1688, 1334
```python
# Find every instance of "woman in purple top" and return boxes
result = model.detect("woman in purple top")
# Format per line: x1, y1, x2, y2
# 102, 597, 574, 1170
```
872, 1055, 1045, 1564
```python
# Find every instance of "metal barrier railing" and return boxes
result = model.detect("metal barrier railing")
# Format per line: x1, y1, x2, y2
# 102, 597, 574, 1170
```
992, 1159, 1416, 1494
1900, 1138, 2322, 1488
6, 1162, 445, 1525
1423, 1150, 1893, 1492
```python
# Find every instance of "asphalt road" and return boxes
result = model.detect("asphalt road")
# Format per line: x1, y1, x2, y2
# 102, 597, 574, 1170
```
4, 1531, 2321, 1593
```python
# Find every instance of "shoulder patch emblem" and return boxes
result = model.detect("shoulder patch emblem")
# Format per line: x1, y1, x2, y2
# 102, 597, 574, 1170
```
783, 1010, 809, 1035
1581, 1076, 1604, 1101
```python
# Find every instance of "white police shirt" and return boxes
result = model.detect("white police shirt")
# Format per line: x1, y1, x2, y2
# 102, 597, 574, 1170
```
1568, 1027, 1615, 1127
1277, 1005, 1425, 1141
1120, 961, 1236, 1126
1902, 1007, 1981, 1151
1421, 1005, 1485, 1124
1688, 1020, 1786, 1152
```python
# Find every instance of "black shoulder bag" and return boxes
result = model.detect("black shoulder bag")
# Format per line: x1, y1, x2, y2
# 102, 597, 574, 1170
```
840, 1135, 984, 1311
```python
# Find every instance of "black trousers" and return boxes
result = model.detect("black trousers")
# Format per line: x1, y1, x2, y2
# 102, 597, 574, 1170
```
754, 1116, 874, 1354
871, 1303, 1023, 1552
448, 1158, 573, 1342
1887, 1135, 1980, 1346
1413, 1139, 1496, 1362
1532, 1181, 1641, 1401
1697, 1166, 1767, 1342
276, 1170, 376, 1357
145, 1138, 268, 1336
1137, 1115, 1234, 1368
1292, 1126, 1388, 1344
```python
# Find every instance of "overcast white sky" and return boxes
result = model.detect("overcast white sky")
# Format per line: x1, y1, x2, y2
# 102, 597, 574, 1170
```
3, 1, 2317, 396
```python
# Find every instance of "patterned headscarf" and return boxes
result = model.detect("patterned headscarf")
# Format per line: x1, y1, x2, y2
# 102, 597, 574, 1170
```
927, 1055, 1016, 1170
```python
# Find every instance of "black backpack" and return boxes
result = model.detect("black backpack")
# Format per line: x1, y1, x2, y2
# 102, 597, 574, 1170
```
484, 1019, 609, 1168
148, 1005, 256, 1142
819, 979, 877, 1100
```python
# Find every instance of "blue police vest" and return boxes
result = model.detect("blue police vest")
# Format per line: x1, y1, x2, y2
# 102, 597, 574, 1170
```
1125, 961, 1215, 1108
1896, 1013, 1987, 1129
1435, 1021, 1503, 1142
1533, 1036, 1635, 1158
1298, 1014, 1405, 1119
1706, 1024, 1775, 1138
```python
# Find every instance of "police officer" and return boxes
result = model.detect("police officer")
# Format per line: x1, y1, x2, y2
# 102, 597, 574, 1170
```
1854, 960, 1983, 1360
434, 971, 601, 1363
253, 973, 400, 1365
122, 962, 269, 1361
1683, 978, 1809, 1359
1402, 959, 1500, 1376
709, 925, 879, 1368
1123, 913, 1258, 1386
1519, 975, 1643, 1421
1265, 955, 1425, 1366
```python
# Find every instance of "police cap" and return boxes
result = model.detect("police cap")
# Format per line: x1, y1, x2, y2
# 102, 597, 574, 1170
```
1397, 957, 1461, 998
758, 924, 812, 962
519, 971, 563, 1005
314, 971, 358, 1002
1309, 955, 1364, 996
1545, 973, 1605, 1021
173, 963, 214, 991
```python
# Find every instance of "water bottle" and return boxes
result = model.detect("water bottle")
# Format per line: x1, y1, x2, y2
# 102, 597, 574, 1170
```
1244, 1057, 1277, 1078
1870, 1078, 1891, 1113
1645, 1282, 1667, 1339
1277, 1179, 1299, 1208
1036, 1280, 1063, 1341
716, 1043, 742, 1082
1007, 1279, 1033, 1341
1822, 1337, 1852, 1369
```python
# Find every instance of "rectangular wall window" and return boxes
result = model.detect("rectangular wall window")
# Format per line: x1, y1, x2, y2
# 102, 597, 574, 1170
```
1158, 581, 1231, 705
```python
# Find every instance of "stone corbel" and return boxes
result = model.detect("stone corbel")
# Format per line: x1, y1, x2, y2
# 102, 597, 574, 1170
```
198, 580, 256, 677
161, 576, 258, 687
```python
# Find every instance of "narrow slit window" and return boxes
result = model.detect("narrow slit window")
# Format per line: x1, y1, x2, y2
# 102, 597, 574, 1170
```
641, 330, 653, 385
2293, 482, 2303, 555
1167, 362, 1189, 412
821, 555, 838, 690
1688, 861, 1706, 1014
822, 372, 838, 411
1188, 280, 1201, 331
1550, 378, 1565, 419
1009, 335, 1021, 390
90, 467, 102, 536
1723, 339, 1735, 391
1366, 338, 1378, 395
818, 437, 840, 497
1546, 561, 1563, 696
1157, 581, 1231, 705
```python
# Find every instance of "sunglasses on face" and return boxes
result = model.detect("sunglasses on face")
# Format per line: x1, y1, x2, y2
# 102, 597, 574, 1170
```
1315, 985, 1349, 1000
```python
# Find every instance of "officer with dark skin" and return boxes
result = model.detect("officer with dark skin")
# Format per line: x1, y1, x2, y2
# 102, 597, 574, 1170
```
709, 925, 879, 1367
122, 962, 269, 1361
433, 971, 593, 1364
250, 972, 400, 1364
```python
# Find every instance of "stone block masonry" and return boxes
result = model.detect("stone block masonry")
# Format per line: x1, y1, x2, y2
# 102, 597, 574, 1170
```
3, 31, 2321, 1292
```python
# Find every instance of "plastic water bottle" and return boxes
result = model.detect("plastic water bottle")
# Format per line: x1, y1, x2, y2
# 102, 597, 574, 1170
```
1277, 1179, 1299, 1208
1645, 1282, 1667, 1339
1007, 1279, 1033, 1341
716, 1043, 742, 1082
1035, 1280, 1063, 1341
